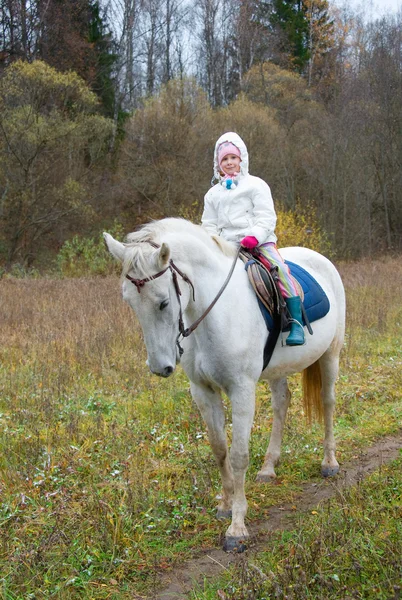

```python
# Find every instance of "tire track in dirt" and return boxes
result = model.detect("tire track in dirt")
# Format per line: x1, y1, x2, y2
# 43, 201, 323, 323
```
152, 432, 402, 600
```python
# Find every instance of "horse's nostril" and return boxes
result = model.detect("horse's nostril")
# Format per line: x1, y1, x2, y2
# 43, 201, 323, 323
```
164, 366, 174, 376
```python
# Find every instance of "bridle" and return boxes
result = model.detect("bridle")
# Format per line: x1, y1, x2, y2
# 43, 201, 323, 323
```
125, 241, 241, 356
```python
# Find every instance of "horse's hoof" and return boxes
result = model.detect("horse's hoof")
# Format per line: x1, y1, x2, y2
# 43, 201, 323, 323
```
216, 508, 232, 520
223, 536, 248, 553
321, 464, 339, 477
256, 470, 276, 483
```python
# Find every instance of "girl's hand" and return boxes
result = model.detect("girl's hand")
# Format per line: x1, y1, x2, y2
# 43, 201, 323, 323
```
241, 236, 259, 249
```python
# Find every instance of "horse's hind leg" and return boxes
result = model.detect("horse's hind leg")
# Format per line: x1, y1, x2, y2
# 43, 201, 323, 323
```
319, 351, 340, 477
190, 382, 234, 518
256, 377, 290, 482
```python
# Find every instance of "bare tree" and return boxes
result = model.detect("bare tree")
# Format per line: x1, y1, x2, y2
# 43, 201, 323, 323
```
160, 0, 189, 83
195, 0, 224, 105
0, 0, 38, 67
304, 0, 334, 86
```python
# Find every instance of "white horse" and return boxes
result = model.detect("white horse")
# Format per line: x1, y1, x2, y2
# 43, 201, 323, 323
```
104, 218, 345, 552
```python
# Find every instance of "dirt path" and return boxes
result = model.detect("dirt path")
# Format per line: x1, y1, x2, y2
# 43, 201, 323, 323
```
151, 431, 402, 600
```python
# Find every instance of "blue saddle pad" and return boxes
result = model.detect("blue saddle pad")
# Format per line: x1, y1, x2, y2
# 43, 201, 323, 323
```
256, 260, 330, 332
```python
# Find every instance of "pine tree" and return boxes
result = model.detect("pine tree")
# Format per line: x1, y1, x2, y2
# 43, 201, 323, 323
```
88, 1, 118, 117
37, 0, 93, 76
36, 0, 117, 116
270, 0, 310, 72
267, 0, 334, 77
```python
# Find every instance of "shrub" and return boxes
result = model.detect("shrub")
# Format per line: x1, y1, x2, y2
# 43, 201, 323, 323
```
276, 203, 332, 256
56, 222, 124, 277
0, 60, 113, 267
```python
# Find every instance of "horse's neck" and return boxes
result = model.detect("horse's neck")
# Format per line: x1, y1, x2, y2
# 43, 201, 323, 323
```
177, 238, 240, 319
170, 234, 231, 277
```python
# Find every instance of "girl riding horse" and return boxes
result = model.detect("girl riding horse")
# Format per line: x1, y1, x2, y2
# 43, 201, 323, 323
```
202, 132, 305, 346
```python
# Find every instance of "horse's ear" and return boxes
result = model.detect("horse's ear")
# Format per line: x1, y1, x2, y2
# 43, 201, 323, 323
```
159, 242, 170, 266
103, 232, 125, 263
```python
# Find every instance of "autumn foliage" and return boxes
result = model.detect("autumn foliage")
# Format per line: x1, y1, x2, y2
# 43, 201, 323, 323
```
0, 1, 401, 269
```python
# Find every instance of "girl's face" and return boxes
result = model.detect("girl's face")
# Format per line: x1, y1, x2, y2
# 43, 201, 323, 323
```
220, 154, 241, 176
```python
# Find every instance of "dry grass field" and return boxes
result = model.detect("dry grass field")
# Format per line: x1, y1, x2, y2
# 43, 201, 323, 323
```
0, 257, 401, 598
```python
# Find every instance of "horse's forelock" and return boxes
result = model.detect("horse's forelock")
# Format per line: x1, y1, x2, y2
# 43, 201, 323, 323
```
121, 244, 159, 281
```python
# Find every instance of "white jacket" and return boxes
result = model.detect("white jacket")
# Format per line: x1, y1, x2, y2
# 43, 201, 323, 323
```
202, 132, 277, 245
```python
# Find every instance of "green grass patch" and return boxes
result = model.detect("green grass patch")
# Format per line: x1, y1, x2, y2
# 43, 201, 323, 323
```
191, 457, 402, 600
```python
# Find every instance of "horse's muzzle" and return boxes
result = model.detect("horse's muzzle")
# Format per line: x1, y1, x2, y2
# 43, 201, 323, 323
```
146, 360, 175, 378
156, 365, 175, 378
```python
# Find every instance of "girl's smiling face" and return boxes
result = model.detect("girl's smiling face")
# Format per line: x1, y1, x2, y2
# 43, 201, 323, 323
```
220, 154, 241, 176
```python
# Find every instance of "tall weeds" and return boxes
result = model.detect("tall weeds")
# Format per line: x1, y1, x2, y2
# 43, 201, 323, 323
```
0, 257, 401, 597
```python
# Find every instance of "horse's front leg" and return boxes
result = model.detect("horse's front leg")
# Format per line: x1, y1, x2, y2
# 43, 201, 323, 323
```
256, 377, 291, 481
224, 379, 256, 552
190, 382, 234, 518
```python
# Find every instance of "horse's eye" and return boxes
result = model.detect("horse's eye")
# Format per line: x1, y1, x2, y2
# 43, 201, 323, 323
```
160, 300, 169, 310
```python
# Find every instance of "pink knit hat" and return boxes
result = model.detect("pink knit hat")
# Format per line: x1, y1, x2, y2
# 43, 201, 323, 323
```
218, 141, 241, 167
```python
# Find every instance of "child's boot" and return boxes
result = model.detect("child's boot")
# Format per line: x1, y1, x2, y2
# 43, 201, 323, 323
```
285, 296, 305, 346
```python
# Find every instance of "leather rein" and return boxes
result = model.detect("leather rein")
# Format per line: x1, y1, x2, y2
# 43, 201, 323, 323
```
125, 241, 241, 356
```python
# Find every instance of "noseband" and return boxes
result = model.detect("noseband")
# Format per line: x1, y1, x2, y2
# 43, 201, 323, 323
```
125, 241, 240, 356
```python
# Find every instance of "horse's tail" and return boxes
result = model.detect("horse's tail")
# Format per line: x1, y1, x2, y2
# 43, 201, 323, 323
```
302, 360, 323, 424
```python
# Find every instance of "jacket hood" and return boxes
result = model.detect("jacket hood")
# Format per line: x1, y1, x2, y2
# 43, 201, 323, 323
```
213, 132, 249, 181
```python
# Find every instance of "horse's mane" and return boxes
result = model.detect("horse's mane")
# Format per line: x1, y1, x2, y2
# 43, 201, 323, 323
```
121, 218, 236, 279
125, 218, 204, 244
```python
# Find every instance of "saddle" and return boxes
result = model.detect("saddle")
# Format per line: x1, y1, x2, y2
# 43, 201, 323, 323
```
240, 249, 312, 370
243, 251, 304, 314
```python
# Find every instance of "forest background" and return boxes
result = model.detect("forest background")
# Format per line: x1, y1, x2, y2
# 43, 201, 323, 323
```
0, 0, 401, 271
